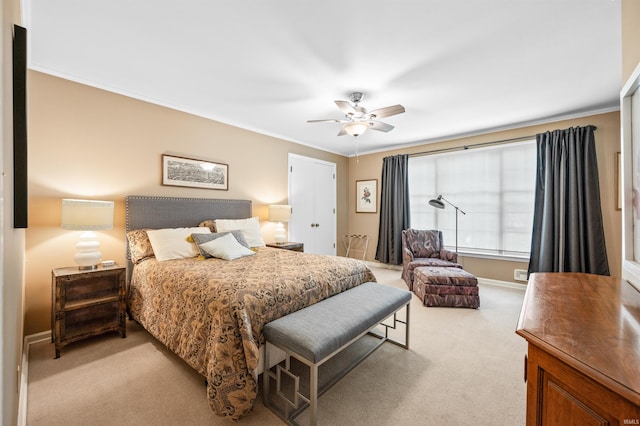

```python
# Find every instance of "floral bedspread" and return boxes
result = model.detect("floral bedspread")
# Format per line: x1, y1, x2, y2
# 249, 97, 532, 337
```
128, 247, 376, 420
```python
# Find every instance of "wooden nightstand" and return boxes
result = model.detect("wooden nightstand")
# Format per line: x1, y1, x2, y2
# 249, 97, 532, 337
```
266, 242, 304, 252
51, 264, 126, 358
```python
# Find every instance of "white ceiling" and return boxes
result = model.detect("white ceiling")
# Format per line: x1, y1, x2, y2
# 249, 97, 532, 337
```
24, 0, 621, 156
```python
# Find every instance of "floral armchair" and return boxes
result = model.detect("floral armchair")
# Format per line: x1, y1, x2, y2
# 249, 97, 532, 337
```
401, 229, 461, 290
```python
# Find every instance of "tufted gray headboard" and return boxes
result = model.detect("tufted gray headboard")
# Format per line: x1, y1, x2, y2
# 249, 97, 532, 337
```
125, 195, 252, 282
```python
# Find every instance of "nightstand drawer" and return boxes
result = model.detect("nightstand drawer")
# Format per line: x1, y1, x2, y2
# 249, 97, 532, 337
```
62, 274, 120, 305
63, 301, 121, 339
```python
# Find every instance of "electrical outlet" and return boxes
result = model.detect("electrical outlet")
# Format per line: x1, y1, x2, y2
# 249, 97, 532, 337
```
514, 269, 528, 282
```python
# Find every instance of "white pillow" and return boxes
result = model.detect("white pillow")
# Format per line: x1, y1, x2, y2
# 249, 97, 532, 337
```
146, 227, 211, 261
199, 233, 255, 260
214, 217, 265, 247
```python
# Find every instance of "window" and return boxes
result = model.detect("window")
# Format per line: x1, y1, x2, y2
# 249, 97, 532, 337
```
408, 140, 536, 258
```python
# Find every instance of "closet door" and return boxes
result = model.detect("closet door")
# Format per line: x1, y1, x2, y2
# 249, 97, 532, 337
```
288, 154, 336, 255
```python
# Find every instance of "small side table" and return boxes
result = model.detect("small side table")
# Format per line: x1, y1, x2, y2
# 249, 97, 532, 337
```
266, 242, 304, 252
51, 264, 127, 358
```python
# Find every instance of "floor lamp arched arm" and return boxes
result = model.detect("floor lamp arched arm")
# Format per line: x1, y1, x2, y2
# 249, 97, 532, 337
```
440, 196, 467, 215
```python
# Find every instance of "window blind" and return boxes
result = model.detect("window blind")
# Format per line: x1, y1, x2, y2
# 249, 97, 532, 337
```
408, 140, 536, 257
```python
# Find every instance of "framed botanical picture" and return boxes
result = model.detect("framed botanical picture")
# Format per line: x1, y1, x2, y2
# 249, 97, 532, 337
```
162, 154, 229, 190
356, 179, 377, 213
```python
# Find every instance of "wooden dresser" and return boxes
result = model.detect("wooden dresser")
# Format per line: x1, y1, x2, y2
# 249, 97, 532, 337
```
516, 272, 640, 425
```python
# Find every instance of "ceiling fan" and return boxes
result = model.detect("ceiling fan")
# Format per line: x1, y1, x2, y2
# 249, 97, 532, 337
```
307, 92, 405, 137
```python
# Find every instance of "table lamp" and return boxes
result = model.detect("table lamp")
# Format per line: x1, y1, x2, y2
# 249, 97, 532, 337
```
61, 199, 114, 269
268, 204, 291, 244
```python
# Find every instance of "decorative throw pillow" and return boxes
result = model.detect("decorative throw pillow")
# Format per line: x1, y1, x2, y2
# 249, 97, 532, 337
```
146, 227, 211, 261
214, 217, 265, 247
127, 229, 155, 264
198, 219, 216, 233
192, 231, 250, 258
198, 232, 255, 261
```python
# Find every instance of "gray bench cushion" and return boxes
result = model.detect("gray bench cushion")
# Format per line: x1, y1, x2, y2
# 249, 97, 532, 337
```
263, 282, 411, 363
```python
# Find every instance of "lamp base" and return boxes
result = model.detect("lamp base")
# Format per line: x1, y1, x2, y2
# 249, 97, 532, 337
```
77, 264, 99, 271
74, 231, 102, 270
274, 222, 286, 244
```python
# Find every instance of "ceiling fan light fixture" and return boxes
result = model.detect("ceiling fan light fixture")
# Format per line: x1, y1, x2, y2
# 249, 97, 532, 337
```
344, 121, 371, 137
308, 92, 404, 138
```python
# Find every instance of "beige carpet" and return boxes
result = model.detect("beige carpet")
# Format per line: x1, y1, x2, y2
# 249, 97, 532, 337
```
26, 266, 527, 425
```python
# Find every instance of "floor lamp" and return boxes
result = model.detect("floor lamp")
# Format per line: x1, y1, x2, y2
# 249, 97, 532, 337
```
428, 195, 466, 253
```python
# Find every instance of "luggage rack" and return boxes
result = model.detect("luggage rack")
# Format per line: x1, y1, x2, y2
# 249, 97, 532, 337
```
343, 234, 369, 261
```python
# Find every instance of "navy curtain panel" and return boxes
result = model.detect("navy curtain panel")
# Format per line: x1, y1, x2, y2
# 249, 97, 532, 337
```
528, 125, 610, 276
375, 154, 410, 265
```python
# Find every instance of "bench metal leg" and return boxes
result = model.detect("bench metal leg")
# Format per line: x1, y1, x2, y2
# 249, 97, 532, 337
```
404, 303, 411, 349
370, 302, 410, 349
263, 342, 269, 403
310, 364, 318, 426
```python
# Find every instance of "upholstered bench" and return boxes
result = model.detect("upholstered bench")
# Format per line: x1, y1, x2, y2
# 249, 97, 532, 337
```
413, 266, 480, 309
262, 282, 411, 426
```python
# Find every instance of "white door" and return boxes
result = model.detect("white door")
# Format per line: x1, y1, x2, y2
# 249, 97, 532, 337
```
288, 154, 336, 255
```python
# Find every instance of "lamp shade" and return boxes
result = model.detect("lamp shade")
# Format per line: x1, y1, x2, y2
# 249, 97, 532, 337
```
61, 199, 114, 230
61, 199, 114, 269
268, 205, 291, 223
428, 195, 445, 209
344, 121, 371, 137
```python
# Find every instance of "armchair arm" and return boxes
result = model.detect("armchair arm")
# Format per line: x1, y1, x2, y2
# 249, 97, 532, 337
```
402, 247, 414, 265
440, 248, 458, 263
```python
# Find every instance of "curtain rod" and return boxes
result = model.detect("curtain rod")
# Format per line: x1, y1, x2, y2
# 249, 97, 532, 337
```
409, 135, 536, 157
408, 125, 597, 158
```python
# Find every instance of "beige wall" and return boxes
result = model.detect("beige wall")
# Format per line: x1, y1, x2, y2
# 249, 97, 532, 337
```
622, 0, 640, 82
349, 111, 622, 283
25, 71, 350, 335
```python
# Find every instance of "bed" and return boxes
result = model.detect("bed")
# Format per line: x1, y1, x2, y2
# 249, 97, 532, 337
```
124, 196, 376, 420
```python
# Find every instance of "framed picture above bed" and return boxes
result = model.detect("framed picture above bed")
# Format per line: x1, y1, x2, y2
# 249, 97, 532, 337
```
162, 154, 228, 190
356, 179, 377, 213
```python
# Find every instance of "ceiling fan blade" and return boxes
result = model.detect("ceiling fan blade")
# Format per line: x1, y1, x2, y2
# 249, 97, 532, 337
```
335, 100, 356, 115
307, 119, 342, 123
337, 126, 348, 136
370, 121, 395, 132
369, 104, 405, 119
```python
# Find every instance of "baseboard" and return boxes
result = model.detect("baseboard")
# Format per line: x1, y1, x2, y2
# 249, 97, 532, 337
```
363, 260, 402, 271
18, 330, 51, 426
477, 277, 527, 291
366, 261, 526, 291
